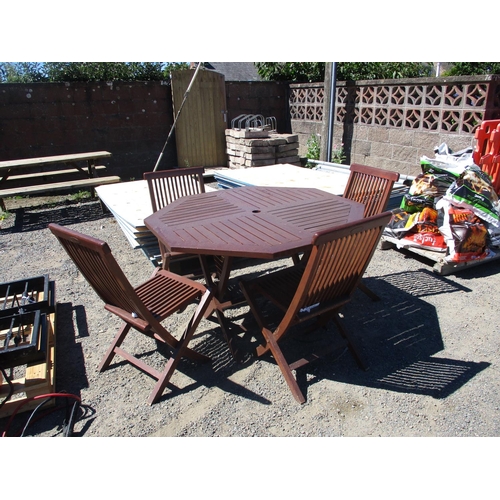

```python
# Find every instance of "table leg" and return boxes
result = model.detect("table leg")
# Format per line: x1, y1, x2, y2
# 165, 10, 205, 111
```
86, 158, 97, 177
198, 255, 243, 362
0, 171, 11, 211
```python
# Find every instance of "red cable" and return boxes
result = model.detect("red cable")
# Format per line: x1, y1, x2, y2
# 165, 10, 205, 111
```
1, 392, 81, 437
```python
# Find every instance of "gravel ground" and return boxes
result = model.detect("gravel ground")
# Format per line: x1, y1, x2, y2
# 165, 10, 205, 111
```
1, 194, 500, 442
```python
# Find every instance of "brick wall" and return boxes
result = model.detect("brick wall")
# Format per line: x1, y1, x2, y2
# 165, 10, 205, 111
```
293, 118, 476, 178
0, 81, 176, 180
225, 81, 291, 133
0, 79, 292, 179
293, 121, 475, 177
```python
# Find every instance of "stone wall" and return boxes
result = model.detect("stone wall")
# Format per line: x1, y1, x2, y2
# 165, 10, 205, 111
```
332, 123, 476, 178
225, 118, 479, 177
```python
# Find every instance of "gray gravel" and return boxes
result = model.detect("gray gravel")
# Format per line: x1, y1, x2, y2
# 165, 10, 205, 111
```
1, 195, 500, 439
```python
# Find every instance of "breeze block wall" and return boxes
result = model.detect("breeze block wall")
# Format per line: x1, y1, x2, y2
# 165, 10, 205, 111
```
0, 81, 176, 180
290, 75, 500, 177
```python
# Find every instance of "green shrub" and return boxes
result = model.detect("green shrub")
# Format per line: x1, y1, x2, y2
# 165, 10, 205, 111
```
0, 62, 189, 83
305, 134, 321, 166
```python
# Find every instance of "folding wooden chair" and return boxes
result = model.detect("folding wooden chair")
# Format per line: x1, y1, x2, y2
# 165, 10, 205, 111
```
344, 163, 400, 218
239, 211, 392, 403
48, 223, 214, 405
343, 163, 400, 301
144, 167, 205, 270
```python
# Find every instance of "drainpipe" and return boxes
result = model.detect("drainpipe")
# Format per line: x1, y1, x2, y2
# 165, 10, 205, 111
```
326, 62, 337, 163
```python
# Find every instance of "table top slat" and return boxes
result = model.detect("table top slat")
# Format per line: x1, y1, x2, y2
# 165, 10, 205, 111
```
145, 186, 365, 260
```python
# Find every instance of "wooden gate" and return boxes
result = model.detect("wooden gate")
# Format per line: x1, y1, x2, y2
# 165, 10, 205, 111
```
171, 69, 227, 168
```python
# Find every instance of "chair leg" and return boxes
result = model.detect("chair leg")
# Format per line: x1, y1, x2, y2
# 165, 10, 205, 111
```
358, 280, 380, 301
148, 357, 178, 405
100, 290, 214, 405
148, 287, 215, 405
98, 323, 131, 372
331, 314, 368, 371
261, 327, 306, 404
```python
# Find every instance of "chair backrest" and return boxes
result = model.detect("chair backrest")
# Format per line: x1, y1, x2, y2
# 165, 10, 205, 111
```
48, 223, 150, 321
144, 167, 205, 212
343, 163, 400, 217
286, 211, 392, 321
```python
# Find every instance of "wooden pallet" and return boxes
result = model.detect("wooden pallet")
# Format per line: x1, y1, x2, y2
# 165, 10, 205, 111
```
380, 235, 500, 275
0, 308, 56, 418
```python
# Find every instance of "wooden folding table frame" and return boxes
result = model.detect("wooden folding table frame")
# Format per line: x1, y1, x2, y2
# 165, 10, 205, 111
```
144, 185, 365, 359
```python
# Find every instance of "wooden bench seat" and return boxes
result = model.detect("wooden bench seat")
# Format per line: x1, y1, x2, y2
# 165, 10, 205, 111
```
7, 165, 107, 181
0, 175, 121, 199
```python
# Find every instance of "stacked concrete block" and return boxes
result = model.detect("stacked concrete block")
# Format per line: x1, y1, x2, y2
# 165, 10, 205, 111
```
225, 129, 301, 168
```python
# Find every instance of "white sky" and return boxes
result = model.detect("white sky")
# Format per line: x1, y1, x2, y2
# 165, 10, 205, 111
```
1, 3, 487, 63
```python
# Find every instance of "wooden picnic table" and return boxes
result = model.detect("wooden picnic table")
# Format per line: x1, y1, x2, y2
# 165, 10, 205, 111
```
0, 151, 120, 210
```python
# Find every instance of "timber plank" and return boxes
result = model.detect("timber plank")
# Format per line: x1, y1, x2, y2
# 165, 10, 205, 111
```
7, 165, 107, 181
380, 235, 500, 275
0, 311, 56, 418
0, 175, 120, 198
0, 151, 111, 170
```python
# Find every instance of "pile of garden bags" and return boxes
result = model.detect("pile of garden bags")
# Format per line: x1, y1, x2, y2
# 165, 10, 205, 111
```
384, 144, 500, 263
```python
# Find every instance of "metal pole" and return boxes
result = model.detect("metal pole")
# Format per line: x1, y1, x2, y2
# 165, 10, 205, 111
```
326, 62, 337, 163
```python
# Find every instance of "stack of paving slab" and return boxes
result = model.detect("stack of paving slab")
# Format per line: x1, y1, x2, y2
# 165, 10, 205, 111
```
225, 128, 301, 168
95, 179, 216, 265
214, 163, 350, 195
213, 162, 409, 210
95, 180, 160, 262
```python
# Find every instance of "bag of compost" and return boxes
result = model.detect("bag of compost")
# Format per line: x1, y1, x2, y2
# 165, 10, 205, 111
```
420, 156, 466, 185
384, 207, 447, 251
436, 198, 489, 262
443, 165, 500, 227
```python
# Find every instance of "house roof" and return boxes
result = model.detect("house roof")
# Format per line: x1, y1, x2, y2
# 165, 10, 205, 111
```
202, 62, 263, 82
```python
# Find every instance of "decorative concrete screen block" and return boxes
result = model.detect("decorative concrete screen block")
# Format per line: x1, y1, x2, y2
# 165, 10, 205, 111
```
225, 129, 301, 169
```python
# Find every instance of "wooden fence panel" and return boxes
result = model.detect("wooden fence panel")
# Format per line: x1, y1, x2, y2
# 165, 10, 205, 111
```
171, 70, 227, 167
